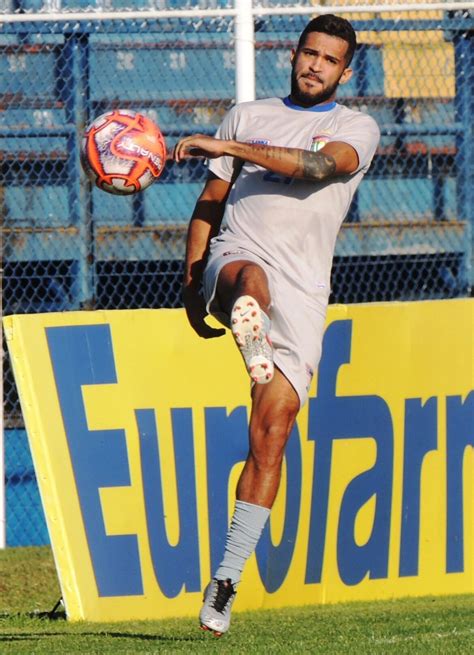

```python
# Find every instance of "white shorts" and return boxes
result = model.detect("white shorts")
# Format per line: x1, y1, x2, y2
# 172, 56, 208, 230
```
202, 239, 328, 408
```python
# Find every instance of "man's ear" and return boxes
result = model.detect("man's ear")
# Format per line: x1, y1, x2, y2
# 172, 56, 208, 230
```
339, 67, 353, 86
290, 48, 296, 66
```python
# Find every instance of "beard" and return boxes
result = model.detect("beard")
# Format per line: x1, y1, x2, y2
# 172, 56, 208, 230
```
290, 69, 340, 107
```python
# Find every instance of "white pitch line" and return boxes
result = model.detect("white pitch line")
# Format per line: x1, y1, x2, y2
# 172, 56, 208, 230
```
372, 627, 474, 645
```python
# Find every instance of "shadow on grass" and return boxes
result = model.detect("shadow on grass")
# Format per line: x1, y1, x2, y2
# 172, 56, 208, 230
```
0, 630, 202, 644
0, 631, 201, 643
0, 609, 67, 622
0, 609, 203, 644
31, 611, 67, 621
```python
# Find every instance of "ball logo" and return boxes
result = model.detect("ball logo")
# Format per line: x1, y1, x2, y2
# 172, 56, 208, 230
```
119, 137, 163, 169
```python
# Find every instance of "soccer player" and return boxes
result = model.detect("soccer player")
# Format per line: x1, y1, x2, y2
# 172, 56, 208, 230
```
174, 14, 380, 636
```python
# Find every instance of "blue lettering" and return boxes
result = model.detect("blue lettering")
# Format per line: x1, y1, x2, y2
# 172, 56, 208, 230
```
46, 325, 142, 597
446, 392, 474, 573
399, 398, 438, 577
136, 408, 200, 596
205, 407, 248, 577
306, 320, 393, 586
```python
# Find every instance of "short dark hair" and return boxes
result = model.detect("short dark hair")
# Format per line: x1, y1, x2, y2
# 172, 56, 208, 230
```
297, 14, 357, 66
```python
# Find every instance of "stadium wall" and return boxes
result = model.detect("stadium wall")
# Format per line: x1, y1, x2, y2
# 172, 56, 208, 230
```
4, 299, 473, 621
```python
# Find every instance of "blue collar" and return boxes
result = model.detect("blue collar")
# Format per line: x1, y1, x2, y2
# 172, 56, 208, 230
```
283, 96, 337, 112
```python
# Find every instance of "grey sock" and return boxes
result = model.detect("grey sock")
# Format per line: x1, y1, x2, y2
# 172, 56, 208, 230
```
214, 500, 270, 584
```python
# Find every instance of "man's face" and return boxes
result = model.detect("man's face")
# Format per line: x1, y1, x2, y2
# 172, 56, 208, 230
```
290, 31, 352, 107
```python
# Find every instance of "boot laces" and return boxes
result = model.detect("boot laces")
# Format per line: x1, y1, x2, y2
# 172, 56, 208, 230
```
212, 579, 235, 614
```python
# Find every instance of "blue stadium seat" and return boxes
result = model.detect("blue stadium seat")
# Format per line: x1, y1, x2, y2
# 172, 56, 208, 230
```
89, 39, 234, 104
0, 19, 465, 283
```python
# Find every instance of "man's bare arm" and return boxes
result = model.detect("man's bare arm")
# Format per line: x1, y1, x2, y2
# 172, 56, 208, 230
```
182, 172, 232, 338
174, 135, 359, 181
184, 181, 227, 290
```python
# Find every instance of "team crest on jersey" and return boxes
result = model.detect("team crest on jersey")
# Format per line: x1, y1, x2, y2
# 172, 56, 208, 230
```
246, 138, 271, 145
310, 133, 332, 152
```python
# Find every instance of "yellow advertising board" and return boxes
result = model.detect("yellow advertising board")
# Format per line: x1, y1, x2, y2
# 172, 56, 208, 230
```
3, 299, 473, 621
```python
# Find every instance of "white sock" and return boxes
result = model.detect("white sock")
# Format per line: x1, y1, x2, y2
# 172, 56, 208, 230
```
214, 500, 270, 584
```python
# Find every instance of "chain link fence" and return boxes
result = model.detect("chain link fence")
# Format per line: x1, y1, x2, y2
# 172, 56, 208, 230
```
2, 1, 473, 545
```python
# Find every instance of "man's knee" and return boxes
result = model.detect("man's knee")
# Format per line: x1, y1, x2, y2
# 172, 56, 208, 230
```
217, 260, 271, 314
236, 262, 268, 289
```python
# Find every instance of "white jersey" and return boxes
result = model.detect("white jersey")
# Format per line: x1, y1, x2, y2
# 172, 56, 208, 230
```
208, 96, 380, 300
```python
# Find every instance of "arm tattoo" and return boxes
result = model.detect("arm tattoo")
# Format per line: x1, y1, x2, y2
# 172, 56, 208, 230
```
300, 151, 337, 181
234, 142, 338, 181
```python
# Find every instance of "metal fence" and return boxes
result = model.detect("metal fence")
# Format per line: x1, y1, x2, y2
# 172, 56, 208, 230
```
1, 1, 474, 545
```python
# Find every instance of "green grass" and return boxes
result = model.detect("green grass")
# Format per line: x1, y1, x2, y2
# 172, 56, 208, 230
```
1, 547, 473, 654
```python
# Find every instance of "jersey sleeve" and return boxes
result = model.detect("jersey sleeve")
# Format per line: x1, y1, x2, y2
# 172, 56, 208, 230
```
332, 111, 380, 172
207, 105, 242, 182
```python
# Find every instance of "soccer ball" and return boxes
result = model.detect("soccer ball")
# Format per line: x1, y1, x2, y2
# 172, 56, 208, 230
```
81, 110, 167, 195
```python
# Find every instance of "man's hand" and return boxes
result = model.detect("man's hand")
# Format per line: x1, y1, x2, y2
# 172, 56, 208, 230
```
182, 286, 226, 339
173, 135, 229, 163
